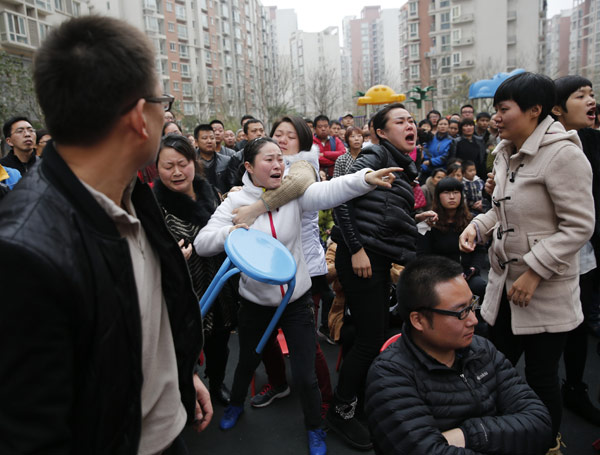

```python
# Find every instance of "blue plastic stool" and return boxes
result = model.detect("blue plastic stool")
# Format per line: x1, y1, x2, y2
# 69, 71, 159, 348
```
199, 228, 297, 354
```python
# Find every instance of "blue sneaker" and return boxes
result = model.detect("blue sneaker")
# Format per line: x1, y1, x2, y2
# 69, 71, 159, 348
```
219, 405, 243, 430
308, 428, 327, 455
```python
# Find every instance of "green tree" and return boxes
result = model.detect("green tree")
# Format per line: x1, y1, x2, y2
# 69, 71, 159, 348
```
0, 52, 42, 128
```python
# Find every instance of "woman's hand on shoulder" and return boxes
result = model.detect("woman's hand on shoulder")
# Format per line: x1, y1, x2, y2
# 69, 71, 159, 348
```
365, 167, 403, 188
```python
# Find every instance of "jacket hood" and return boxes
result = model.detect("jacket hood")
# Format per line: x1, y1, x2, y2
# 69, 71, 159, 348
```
493, 115, 582, 157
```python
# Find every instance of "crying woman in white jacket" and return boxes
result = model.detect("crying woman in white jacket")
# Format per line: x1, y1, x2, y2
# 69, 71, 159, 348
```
193, 136, 399, 453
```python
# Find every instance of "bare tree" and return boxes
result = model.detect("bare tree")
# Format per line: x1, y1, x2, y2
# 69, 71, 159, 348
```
256, 55, 296, 126
0, 52, 42, 129
306, 62, 342, 117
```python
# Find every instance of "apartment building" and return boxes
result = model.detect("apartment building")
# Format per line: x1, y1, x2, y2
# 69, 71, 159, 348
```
569, 0, 600, 87
545, 8, 572, 79
0, 0, 86, 60
289, 26, 343, 117
399, 0, 545, 113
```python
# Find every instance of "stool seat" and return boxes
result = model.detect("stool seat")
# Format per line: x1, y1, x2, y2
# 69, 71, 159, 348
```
225, 228, 296, 284
198, 228, 297, 354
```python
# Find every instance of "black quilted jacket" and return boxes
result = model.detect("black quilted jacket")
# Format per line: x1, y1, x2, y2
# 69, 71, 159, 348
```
365, 331, 552, 454
0, 143, 203, 455
331, 140, 418, 264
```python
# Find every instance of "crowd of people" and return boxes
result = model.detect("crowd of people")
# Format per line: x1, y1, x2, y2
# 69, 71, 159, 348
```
1, 15, 600, 455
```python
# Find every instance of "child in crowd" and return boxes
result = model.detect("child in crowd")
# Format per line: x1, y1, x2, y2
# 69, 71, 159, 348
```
446, 162, 463, 181
461, 160, 484, 215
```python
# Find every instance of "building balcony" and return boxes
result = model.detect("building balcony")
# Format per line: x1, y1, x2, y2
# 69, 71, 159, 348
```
452, 36, 474, 47
507, 35, 517, 45
452, 13, 474, 24
507, 10, 517, 21
454, 59, 474, 69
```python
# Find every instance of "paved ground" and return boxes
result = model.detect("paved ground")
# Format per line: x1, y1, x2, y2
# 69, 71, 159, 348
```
184, 329, 600, 454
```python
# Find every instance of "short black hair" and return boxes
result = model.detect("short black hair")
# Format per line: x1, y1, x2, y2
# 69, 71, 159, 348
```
396, 255, 463, 328
331, 120, 342, 128
460, 104, 474, 114
418, 119, 432, 128
243, 136, 278, 165
372, 102, 407, 140
427, 110, 441, 120
461, 160, 475, 171
35, 128, 49, 144
554, 75, 593, 112
476, 112, 491, 120
3, 116, 31, 139
194, 124, 214, 140
304, 118, 313, 125
240, 114, 255, 126
494, 72, 555, 125
33, 16, 156, 145
459, 118, 475, 134
210, 119, 224, 128
313, 114, 330, 126
270, 116, 313, 152
162, 121, 182, 136
243, 118, 264, 135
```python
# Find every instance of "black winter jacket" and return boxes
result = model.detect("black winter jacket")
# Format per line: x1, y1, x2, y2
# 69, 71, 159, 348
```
365, 330, 552, 455
448, 135, 487, 180
0, 144, 203, 455
331, 140, 418, 264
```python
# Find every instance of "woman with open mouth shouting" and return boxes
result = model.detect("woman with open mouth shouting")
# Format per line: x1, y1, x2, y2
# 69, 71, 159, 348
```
194, 136, 399, 455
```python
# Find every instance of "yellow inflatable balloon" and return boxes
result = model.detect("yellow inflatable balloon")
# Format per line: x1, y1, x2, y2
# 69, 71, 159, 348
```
357, 85, 407, 106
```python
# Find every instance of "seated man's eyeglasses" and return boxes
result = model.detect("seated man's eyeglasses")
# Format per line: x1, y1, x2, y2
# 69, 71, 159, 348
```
417, 296, 480, 320
11, 127, 36, 136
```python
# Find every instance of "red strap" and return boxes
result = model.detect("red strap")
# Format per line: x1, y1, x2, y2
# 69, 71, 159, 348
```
267, 211, 286, 298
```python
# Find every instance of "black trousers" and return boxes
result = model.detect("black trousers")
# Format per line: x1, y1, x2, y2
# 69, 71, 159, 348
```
310, 274, 334, 328
489, 290, 567, 440
230, 292, 322, 429
334, 242, 391, 401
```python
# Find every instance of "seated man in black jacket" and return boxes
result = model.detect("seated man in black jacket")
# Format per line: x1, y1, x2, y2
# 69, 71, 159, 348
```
0, 16, 210, 455
365, 256, 552, 455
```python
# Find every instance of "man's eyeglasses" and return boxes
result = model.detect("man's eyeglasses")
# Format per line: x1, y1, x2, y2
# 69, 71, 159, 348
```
145, 94, 174, 112
121, 94, 174, 114
417, 296, 480, 320
10, 127, 36, 136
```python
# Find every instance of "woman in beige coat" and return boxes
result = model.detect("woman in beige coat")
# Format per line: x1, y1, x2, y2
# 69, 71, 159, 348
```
460, 72, 594, 454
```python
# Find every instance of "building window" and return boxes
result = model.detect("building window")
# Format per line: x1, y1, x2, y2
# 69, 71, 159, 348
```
205, 50, 212, 63
410, 64, 420, 79
184, 102, 195, 115
441, 34, 450, 52
54, 0, 64, 11
181, 63, 190, 77
72, 1, 81, 16
202, 15, 209, 28
409, 1, 417, 16
409, 23, 418, 39
168, 22, 175, 33
38, 22, 51, 41
452, 6, 461, 19
143, 0, 157, 9
440, 12, 450, 30
452, 52, 461, 65
177, 24, 188, 39
145, 16, 159, 32
206, 68, 213, 81
179, 44, 189, 57
409, 43, 419, 58
170, 42, 176, 52
452, 29, 461, 42
166, 2, 173, 12
176, 5, 186, 20
173, 81, 179, 91
182, 82, 192, 96
5, 13, 28, 44
171, 62, 178, 72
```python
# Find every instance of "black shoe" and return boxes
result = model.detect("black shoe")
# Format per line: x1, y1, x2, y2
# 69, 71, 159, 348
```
210, 383, 231, 406
562, 381, 600, 426
325, 395, 372, 451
